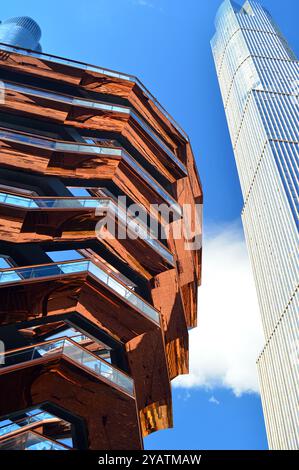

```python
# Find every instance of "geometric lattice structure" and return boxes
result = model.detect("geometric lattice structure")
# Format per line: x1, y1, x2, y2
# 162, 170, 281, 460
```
0, 21, 202, 450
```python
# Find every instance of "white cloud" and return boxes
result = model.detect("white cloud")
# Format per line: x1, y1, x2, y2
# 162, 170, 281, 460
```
209, 396, 220, 405
173, 222, 265, 396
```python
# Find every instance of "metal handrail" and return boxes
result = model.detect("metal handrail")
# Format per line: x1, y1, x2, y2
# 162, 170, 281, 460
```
1, 79, 187, 174
0, 259, 161, 324
0, 42, 189, 141
0, 411, 61, 439
0, 336, 135, 396
0, 429, 70, 450
0, 127, 182, 214
0, 193, 174, 265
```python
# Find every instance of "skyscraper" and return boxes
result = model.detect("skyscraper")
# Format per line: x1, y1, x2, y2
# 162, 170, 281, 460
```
0, 19, 202, 449
212, 0, 298, 450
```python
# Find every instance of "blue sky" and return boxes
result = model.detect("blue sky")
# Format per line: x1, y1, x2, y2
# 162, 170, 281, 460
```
1, 0, 298, 450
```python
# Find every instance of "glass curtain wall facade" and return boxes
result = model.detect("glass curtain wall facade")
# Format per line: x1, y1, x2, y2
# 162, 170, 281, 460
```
211, 0, 299, 450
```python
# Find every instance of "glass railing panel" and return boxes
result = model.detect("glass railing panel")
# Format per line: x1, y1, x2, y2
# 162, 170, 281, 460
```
2, 80, 186, 173
71, 334, 90, 344
0, 43, 189, 140
62, 340, 134, 395
0, 128, 122, 156
0, 421, 20, 437
20, 265, 62, 280
0, 192, 38, 208
0, 260, 159, 324
142, 302, 161, 321
0, 270, 23, 284
25, 264, 62, 279
72, 98, 130, 114
107, 275, 128, 298
0, 129, 56, 149
32, 198, 109, 209
26, 408, 44, 417
0, 338, 134, 396
4, 81, 129, 115
83, 137, 182, 216
55, 142, 91, 153
35, 340, 65, 358
0, 127, 181, 215
33, 198, 82, 209
131, 112, 187, 175
88, 262, 160, 324
133, 77, 189, 141
0, 192, 111, 210
91, 147, 122, 156
5, 82, 73, 104
0, 261, 88, 285
88, 262, 109, 285
145, 237, 175, 265
57, 261, 88, 275
76, 199, 109, 209
0, 341, 62, 367
27, 411, 54, 424
108, 201, 174, 266
0, 411, 56, 438
55, 143, 121, 156
121, 150, 182, 216
0, 431, 68, 450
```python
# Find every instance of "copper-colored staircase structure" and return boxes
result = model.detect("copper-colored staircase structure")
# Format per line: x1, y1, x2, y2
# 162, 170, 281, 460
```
0, 43, 202, 450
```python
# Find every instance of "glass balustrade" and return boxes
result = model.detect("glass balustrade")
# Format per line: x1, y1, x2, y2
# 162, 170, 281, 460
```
0, 260, 160, 324
4, 81, 130, 114
109, 203, 174, 265
0, 410, 61, 438
0, 192, 38, 208
0, 42, 189, 141
0, 338, 134, 396
0, 431, 69, 450
62, 340, 134, 394
0, 191, 174, 265
0, 193, 110, 209
1, 80, 187, 174
121, 150, 182, 216
131, 112, 187, 174
0, 261, 88, 284
0, 128, 182, 216
0, 128, 122, 156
